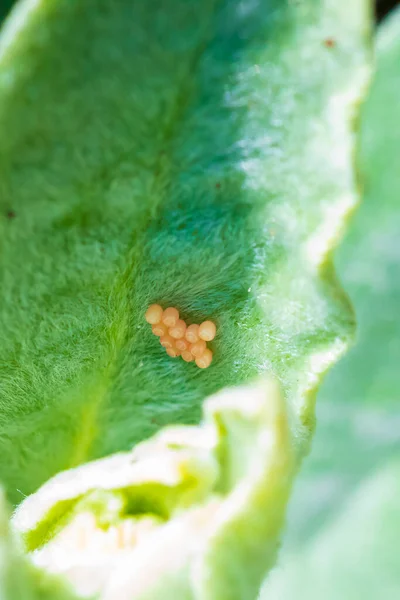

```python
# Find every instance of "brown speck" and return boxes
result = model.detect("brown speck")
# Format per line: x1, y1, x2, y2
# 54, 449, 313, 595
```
324, 38, 335, 48
215, 182, 221, 189
6, 210, 16, 219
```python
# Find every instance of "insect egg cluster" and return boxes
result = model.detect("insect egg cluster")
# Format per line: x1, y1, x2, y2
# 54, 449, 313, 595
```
145, 304, 216, 369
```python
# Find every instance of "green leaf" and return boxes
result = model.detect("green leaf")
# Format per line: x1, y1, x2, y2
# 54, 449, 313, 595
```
261, 7, 400, 598
13, 380, 295, 600
0, 488, 78, 600
262, 461, 400, 599
0, 0, 371, 504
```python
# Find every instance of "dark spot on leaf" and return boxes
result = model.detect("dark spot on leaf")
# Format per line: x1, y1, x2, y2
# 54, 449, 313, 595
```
216, 182, 221, 189
6, 210, 16, 219
177, 223, 186, 230
324, 38, 335, 48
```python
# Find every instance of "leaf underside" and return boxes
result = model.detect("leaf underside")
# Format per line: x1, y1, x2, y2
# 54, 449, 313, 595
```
0, 0, 371, 503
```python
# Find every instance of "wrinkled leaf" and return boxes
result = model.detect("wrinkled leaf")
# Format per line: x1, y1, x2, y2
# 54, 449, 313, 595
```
0, 0, 371, 504
261, 7, 400, 599
14, 380, 294, 600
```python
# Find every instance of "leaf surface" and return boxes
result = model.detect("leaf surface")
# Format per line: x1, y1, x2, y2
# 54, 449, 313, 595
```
0, 0, 371, 503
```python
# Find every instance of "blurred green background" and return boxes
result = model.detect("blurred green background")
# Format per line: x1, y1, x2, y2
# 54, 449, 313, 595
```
261, 4, 400, 598
0, 0, 15, 22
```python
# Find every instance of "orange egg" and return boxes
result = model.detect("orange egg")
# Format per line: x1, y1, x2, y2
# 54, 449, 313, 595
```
152, 323, 168, 337
195, 348, 213, 369
185, 324, 200, 344
175, 338, 189, 352
198, 320, 216, 342
145, 304, 163, 325
181, 350, 194, 362
190, 339, 206, 358
166, 347, 180, 358
162, 307, 179, 328
169, 319, 187, 339
160, 335, 174, 349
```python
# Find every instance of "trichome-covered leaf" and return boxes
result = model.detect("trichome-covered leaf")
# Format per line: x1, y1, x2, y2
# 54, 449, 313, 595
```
0, 0, 371, 503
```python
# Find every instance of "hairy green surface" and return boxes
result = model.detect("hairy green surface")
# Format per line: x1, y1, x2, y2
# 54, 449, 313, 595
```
261, 7, 400, 599
0, 0, 371, 504
14, 381, 294, 600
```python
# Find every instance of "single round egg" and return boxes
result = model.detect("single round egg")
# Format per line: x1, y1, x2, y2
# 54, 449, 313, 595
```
152, 323, 168, 337
160, 335, 174, 349
145, 304, 163, 325
166, 347, 180, 358
195, 348, 213, 369
169, 319, 187, 339
162, 307, 179, 328
190, 339, 206, 358
198, 320, 216, 342
185, 324, 200, 344
181, 350, 194, 362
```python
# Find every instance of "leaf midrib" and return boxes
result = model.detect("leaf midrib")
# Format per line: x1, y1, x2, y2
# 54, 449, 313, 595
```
67, 0, 220, 468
